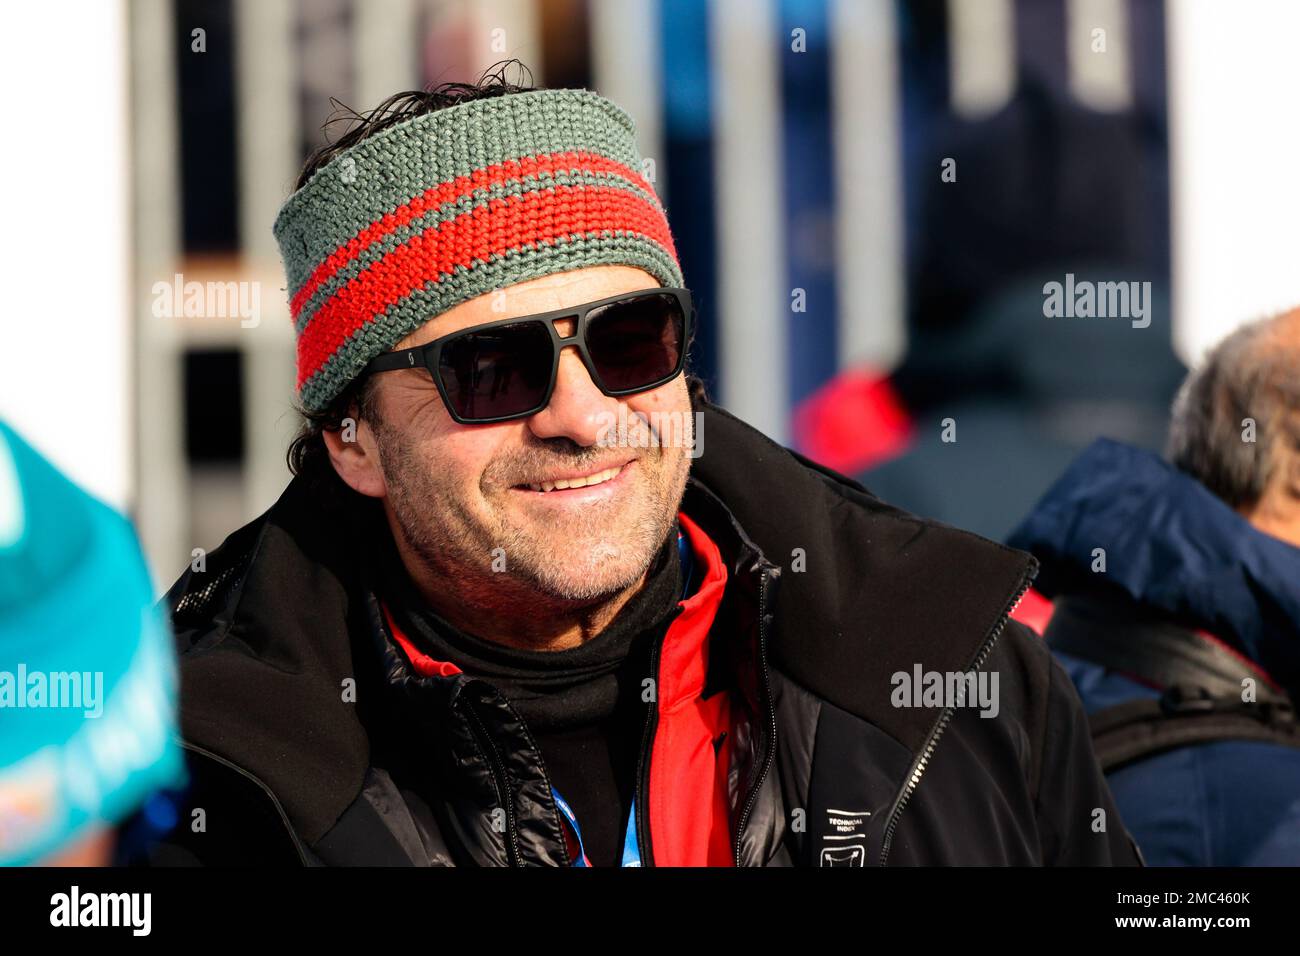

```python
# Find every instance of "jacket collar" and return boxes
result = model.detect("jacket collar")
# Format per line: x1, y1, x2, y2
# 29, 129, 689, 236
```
1009, 438, 1300, 695
168, 469, 374, 845
688, 397, 1036, 754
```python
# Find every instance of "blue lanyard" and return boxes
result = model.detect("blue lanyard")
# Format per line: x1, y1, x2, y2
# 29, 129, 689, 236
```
551, 525, 694, 867
553, 787, 642, 867
677, 527, 694, 600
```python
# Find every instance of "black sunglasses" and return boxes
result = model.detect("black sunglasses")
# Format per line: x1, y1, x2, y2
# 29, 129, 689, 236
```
363, 287, 694, 424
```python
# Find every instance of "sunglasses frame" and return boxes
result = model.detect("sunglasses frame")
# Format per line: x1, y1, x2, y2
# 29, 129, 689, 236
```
363, 286, 694, 425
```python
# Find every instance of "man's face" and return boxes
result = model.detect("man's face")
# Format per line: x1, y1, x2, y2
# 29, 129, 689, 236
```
353, 265, 694, 606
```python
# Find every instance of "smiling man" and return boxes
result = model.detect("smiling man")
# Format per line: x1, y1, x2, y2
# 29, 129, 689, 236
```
150, 70, 1139, 867
338, 265, 695, 649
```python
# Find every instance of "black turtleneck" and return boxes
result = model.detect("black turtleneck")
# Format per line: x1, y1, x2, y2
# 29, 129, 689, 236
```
375, 522, 685, 866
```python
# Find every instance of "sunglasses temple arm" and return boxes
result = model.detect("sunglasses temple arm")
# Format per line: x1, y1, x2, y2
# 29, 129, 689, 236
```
365, 348, 426, 374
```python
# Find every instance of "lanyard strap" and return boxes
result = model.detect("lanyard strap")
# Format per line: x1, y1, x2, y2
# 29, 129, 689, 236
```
552, 787, 642, 867
677, 525, 694, 600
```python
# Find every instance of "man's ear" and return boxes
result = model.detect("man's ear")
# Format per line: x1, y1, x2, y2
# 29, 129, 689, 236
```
322, 403, 388, 499
1278, 445, 1300, 525
1282, 439, 1300, 501
1245, 437, 1300, 550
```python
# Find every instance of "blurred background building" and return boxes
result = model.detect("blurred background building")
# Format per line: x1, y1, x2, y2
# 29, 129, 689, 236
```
2, 0, 1299, 588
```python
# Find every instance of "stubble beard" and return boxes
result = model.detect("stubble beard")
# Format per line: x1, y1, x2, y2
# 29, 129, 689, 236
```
371, 415, 692, 609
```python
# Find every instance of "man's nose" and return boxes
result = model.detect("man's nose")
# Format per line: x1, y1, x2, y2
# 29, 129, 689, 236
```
526, 338, 621, 448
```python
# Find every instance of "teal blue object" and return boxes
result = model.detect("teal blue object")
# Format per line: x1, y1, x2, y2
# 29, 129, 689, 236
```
0, 421, 185, 865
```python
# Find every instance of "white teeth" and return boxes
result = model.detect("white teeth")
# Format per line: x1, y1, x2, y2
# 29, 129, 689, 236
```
526, 465, 621, 493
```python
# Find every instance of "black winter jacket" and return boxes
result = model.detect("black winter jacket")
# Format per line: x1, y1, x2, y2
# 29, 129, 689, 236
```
144, 399, 1140, 866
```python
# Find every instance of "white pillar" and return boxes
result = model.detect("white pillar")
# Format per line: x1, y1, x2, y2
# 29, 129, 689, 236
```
234, 0, 301, 518
710, 0, 787, 442
832, 0, 906, 372
130, 0, 189, 587
1167, 0, 1300, 363
469, 0, 545, 79
590, 0, 665, 200
947, 0, 1016, 119
1067, 0, 1132, 112
0, 1, 133, 510
355, 0, 421, 109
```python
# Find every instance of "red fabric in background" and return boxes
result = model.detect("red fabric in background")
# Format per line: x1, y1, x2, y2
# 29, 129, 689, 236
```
1010, 587, 1056, 637
793, 368, 915, 475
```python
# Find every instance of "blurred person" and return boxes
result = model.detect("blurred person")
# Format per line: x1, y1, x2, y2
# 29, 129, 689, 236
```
819, 66, 1182, 543
1010, 308, 1300, 865
0, 421, 185, 866
150, 65, 1137, 866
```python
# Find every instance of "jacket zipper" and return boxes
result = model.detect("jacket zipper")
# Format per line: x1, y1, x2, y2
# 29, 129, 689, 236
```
461, 695, 522, 866
632, 630, 666, 865
734, 570, 778, 866
876, 572, 1034, 865
633, 569, 780, 867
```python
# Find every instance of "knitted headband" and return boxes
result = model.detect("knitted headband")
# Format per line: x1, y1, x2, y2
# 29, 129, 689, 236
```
273, 88, 684, 414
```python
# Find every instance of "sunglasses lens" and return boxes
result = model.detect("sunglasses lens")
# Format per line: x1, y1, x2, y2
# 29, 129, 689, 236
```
586, 292, 686, 393
438, 320, 553, 421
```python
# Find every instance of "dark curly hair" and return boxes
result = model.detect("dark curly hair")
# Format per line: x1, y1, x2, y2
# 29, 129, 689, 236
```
285, 59, 710, 503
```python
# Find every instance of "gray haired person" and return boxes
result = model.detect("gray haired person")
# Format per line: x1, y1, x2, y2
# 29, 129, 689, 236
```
1011, 307, 1300, 865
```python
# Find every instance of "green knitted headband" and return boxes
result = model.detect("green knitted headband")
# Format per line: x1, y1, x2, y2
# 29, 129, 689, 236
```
273, 88, 684, 413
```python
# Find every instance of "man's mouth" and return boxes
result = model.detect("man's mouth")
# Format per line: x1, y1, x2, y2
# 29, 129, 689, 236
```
514, 459, 634, 494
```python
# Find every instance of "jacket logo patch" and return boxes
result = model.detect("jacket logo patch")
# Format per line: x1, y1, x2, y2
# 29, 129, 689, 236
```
819, 808, 870, 867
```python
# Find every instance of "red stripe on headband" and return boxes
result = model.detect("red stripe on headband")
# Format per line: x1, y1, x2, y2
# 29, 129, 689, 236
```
295, 182, 678, 389
290, 151, 659, 319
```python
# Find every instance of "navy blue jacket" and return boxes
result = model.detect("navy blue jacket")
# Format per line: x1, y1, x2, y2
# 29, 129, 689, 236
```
1010, 439, 1300, 865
